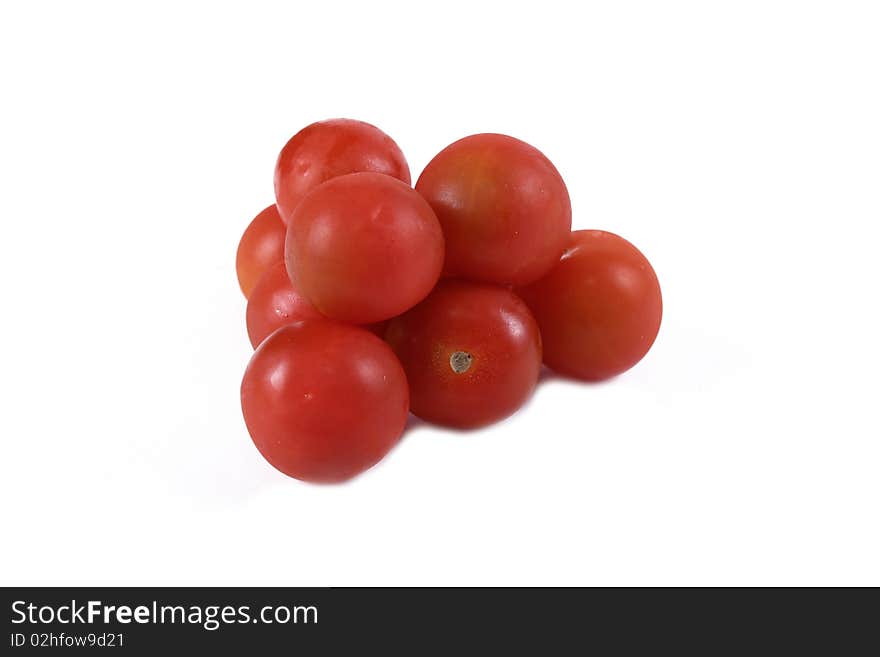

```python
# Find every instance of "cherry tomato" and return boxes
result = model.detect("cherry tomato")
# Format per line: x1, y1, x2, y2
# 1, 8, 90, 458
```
245, 262, 388, 348
241, 320, 409, 483
385, 280, 542, 429
415, 133, 571, 286
274, 118, 411, 224
235, 205, 285, 298
517, 230, 662, 381
245, 262, 323, 348
286, 172, 444, 324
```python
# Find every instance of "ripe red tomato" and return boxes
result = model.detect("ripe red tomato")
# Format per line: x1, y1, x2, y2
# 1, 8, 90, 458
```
245, 262, 324, 348
235, 205, 285, 298
245, 262, 388, 348
415, 133, 571, 286
274, 118, 411, 224
385, 280, 542, 429
517, 230, 662, 381
241, 320, 409, 483
286, 172, 444, 324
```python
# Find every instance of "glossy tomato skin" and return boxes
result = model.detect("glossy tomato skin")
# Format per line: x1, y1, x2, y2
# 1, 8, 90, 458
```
245, 262, 388, 348
385, 280, 542, 429
235, 205, 285, 298
286, 172, 444, 324
415, 133, 571, 286
245, 262, 324, 348
241, 320, 409, 483
274, 118, 411, 224
517, 230, 662, 382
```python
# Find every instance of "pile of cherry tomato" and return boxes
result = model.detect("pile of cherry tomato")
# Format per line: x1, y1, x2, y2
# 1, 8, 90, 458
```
236, 119, 662, 483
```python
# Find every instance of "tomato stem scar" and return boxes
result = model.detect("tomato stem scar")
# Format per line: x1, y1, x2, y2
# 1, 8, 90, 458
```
449, 351, 473, 374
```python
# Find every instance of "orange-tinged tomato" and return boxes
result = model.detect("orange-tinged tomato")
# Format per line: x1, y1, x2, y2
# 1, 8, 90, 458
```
235, 205, 285, 298
416, 133, 571, 286
518, 230, 662, 381
286, 172, 444, 324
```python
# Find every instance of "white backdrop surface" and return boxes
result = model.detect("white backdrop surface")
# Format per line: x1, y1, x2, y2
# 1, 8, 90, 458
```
0, 1, 878, 585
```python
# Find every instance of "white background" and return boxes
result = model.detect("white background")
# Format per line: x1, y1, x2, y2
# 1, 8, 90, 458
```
1, 1, 878, 586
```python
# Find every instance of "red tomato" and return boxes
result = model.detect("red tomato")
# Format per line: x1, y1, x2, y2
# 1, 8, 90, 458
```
245, 262, 388, 348
415, 133, 571, 286
235, 205, 285, 298
286, 172, 444, 324
245, 262, 323, 348
274, 118, 411, 224
241, 320, 409, 483
385, 280, 542, 429
517, 230, 662, 381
